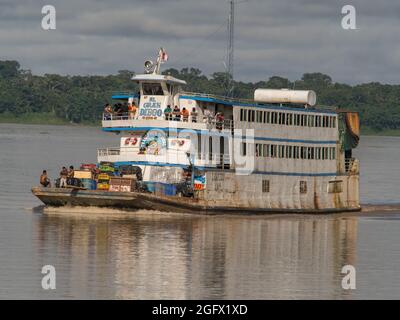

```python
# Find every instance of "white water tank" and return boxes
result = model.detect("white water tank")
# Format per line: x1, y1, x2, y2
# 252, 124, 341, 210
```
254, 89, 317, 106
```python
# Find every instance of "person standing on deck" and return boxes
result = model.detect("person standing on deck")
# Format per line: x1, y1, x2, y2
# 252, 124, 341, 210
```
216, 112, 224, 130
203, 107, 213, 123
40, 170, 51, 187
59, 167, 68, 188
67, 166, 74, 185
164, 105, 172, 120
173, 106, 181, 121
128, 102, 137, 119
104, 104, 113, 120
190, 108, 198, 123
181, 107, 189, 122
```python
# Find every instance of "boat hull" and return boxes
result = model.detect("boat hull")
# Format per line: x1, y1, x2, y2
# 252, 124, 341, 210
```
31, 187, 361, 215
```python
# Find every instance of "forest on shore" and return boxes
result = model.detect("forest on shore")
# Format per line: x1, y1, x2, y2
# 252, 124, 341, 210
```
1, 60, 399, 134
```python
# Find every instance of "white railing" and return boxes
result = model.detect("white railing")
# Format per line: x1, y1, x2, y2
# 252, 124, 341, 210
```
97, 148, 231, 168
102, 112, 234, 131
98, 148, 121, 157
196, 153, 231, 168
181, 91, 254, 105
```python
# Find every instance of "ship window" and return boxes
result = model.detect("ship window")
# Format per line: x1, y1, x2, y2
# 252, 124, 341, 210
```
279, 145, 285, 158
308, 147, 314, 160
142, 83, 164, 95
262, 180, 270, 193
300, 146, 306, 159
309, 115, 315, 127
257, 111, 262, 123
166, 83, 174, 95
316, 115, 321, 127
287, 113, 293, 125
255, 143, 261, 157
263, 144, 269, 157
300, 181, 307, 194
331, 147, 336, 160
286, 145, 291, 158
241, 142, 247, 156
328, 180, 343, 193
294, 146, 299, 159
332, 117, 336, 128
250, 110, 255, 122
240, 109, 243, 121
316, 147, 321, 160
270, 145, 277, 158
271, 112, 277, 124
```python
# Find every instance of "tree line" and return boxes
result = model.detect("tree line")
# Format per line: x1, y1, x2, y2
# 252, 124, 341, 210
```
0, 60, 399, 131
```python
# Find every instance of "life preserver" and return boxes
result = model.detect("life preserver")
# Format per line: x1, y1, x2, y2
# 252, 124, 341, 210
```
125, 137, 138, 145
178, 140, 185, 146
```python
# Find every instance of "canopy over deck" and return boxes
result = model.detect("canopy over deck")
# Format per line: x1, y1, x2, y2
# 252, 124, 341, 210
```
131, 73, 187, 85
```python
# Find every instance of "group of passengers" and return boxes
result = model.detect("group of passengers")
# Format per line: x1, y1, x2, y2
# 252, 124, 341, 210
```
103, 102, 138, 120
163, 105, 225, 127
163, 105, 198, 122
39, 166, 76, 188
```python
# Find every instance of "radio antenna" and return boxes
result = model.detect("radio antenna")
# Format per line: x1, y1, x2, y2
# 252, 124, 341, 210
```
226, 0, 235, 97
226, 0, 247, 97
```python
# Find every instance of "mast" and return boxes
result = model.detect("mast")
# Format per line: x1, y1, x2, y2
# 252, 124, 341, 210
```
227, 0, 235, 97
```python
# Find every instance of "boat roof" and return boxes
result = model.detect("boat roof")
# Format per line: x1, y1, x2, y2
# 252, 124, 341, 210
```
131, 73, 187, 85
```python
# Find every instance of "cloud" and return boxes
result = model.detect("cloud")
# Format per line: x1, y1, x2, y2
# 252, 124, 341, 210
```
0, 0, 399, 84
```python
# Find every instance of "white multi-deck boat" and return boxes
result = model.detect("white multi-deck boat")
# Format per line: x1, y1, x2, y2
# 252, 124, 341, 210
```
32, 49, 361, 214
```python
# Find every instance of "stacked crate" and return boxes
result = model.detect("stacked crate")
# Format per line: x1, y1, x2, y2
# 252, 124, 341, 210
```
74, 164, 97, 190
109, 177, 136, 192
97, 162, 115, 191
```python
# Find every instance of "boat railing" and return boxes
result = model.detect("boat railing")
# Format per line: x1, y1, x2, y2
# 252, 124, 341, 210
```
102, 112, 234, 131
98, 148, 121, 157
97, 147, 231, 168
195, 153, 231, 169
181, 91, 254, 105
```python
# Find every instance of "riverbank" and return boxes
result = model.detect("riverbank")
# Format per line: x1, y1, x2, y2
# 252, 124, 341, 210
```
0, 113, 97, 126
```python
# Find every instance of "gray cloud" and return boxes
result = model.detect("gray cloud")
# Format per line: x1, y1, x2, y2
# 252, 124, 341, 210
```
0, 0, 399, 84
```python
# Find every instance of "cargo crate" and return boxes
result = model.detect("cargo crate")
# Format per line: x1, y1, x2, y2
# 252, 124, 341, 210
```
98, 173, 111, 181
80, 163, 97, 170
99, 165, 115, 172
97, 183, 109, 190
109, 185, 121, 192
74, 170, 93, 179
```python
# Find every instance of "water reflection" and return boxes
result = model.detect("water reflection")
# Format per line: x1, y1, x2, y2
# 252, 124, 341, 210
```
33, 211, 358, 299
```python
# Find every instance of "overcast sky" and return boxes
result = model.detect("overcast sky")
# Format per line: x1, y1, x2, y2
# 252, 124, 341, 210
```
1, 0, 399, 84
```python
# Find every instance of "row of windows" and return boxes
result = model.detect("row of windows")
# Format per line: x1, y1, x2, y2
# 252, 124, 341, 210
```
239, 108, 336, 128
262, 180, 343, 194
242, 143, 336, 160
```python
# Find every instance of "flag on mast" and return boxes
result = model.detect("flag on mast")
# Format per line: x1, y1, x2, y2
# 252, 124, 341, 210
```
160, 47, 168, 63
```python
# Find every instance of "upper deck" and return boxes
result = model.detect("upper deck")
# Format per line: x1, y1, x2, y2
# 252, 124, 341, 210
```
103, 91, 337, 134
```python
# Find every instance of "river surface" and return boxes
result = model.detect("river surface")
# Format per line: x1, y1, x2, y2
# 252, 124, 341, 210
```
0, 123, 399, 299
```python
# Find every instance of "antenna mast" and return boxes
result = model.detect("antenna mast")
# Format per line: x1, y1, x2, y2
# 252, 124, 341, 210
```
227, 0, 235, 97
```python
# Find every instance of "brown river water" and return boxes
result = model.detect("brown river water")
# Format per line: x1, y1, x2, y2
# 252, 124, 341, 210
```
0, 123, 400, 299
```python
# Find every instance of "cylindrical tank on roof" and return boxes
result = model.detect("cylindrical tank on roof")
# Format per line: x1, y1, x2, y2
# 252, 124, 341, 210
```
254, 89, 317, 106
